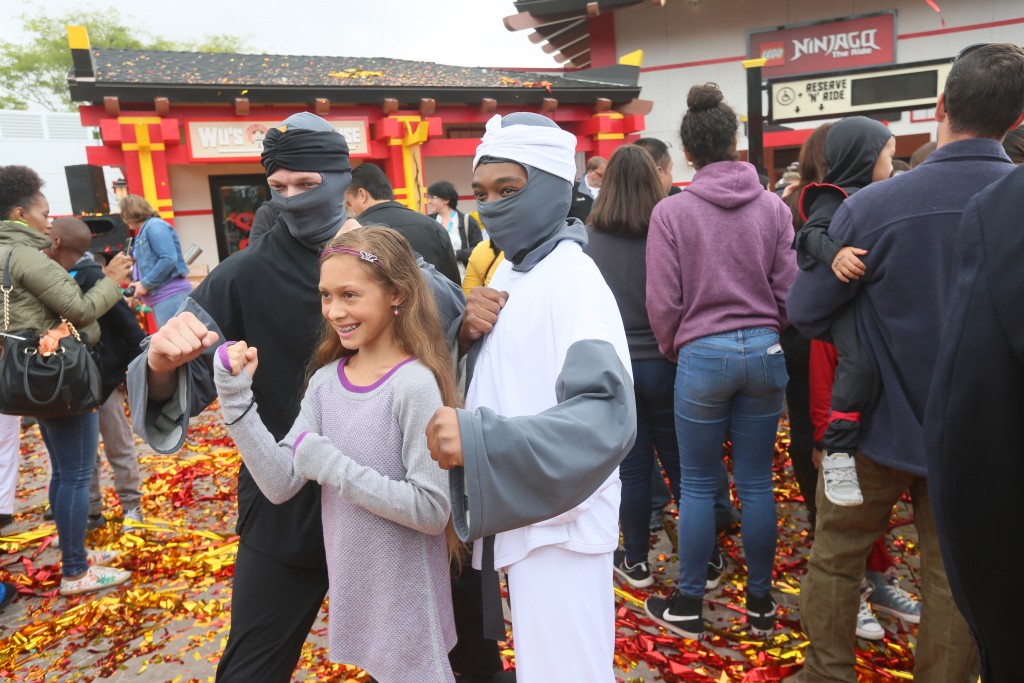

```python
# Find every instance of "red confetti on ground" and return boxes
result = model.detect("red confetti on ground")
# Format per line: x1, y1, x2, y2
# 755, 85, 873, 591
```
1, 411, 922, 682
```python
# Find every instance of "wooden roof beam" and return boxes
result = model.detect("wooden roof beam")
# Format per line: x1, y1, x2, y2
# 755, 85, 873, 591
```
543, 32, 587, 54
504, 10, 583, 32
530, 17, 585, 43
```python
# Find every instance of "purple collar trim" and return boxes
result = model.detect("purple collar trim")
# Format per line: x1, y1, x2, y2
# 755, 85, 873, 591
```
338, 355, 415, 393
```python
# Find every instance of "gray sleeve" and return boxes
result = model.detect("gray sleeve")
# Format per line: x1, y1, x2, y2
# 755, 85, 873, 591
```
293, 368, 451, 535
449, 338, 637, 542
211, 348, 316, 504
417, 255, 465, 341
126, 297, 222, 454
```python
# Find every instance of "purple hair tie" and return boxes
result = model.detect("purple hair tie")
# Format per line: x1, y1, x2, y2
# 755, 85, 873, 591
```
321, 246, 382, 267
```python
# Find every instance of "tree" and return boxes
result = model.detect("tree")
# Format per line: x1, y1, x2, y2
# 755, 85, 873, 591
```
0, 4, 250, 111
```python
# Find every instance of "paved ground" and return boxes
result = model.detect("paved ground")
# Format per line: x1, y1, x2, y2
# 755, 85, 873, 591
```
0, 406, 923, 682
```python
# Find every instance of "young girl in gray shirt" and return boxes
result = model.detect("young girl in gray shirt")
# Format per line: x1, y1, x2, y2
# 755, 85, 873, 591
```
214, 227, 462, 683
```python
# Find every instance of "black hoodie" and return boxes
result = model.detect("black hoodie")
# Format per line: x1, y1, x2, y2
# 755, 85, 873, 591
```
70, 254, 147, 401
793, 116, 893, 270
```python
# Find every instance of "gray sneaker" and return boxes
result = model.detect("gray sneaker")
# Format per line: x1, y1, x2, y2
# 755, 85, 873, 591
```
866, 570, 921, 624
122, 507, 144, 531
821, 452, 863, 506
856, 584, 885, 640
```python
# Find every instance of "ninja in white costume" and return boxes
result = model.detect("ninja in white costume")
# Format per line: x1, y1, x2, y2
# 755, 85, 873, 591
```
448, 113, 637, 683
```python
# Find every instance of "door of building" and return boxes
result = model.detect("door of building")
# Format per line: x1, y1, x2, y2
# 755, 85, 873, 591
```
209, 174, 270, 261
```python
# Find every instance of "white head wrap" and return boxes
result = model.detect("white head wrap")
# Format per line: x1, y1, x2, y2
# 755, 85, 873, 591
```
473, 114, 578, 184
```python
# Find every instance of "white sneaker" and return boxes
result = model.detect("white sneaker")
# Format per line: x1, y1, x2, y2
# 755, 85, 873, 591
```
86, 548, 120, 567
821, 452, 864, 506
59, 565, 131, 596
856, 584, 885, 640
122, 507, 144, 531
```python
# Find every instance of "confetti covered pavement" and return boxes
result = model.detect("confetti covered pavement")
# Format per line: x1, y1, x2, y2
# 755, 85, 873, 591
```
1, 407, 924, 682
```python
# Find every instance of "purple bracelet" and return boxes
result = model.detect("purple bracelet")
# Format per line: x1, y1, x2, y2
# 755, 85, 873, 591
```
292, 431, 309, 458
216, 342, 239, 371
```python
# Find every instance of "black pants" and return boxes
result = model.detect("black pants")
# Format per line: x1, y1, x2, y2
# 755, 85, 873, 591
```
449, 551, 504, 677
216, 543, 329, 682
216, 543, 504, 682
781, 327, 817, 528
824, 305, 874, 453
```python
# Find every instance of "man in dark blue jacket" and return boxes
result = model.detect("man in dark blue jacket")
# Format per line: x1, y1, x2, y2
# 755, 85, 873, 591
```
926, 162, 1024, 683
787, 43, 1024, 683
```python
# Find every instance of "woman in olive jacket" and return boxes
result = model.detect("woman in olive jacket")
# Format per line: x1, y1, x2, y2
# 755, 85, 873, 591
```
0, 165, 133, 597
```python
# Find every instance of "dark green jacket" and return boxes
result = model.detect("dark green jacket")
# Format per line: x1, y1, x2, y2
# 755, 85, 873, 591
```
0, 220, 120, 346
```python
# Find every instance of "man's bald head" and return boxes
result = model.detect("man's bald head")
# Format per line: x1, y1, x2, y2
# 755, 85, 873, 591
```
48, 217, 92, 271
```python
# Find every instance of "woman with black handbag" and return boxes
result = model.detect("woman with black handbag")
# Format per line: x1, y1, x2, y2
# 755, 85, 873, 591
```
0, 165, 134, 596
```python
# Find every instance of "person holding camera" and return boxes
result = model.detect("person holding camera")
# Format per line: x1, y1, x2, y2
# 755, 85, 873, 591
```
119, 194, 192, 328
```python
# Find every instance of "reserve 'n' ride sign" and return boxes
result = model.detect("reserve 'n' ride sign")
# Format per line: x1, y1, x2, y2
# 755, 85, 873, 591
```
768, 59, 952, 124
748, 12, 897, 80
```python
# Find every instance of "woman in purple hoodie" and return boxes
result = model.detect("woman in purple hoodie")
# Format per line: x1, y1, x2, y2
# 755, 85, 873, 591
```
644, 83, 797, 640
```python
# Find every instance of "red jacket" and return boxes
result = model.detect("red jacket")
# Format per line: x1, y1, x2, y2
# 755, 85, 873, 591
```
809, 339, 838, 445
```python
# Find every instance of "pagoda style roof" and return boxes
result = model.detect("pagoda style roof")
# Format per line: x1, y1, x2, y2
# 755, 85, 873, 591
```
68, 46, 643, 108
505, 0, 647, 68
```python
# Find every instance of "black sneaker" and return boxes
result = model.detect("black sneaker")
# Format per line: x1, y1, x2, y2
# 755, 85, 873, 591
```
613, 548, 654, 588
644, 590, 705, 639
87, 513, 107, 530
746, 590, 777, 636
43, 506, 54, 521
706, 549, 725, 590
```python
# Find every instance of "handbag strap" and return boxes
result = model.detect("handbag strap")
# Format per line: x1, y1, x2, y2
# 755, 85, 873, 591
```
22, 347, 67, 405
2, 250, 13, 331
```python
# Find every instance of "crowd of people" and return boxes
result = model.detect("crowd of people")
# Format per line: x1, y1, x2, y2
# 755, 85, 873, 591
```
2, 39, 1024, 683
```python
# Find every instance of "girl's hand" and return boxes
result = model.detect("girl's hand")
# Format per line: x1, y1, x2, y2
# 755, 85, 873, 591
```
831, 246, 868, 283
130, 280, 149, 296
227, 341, 259, 378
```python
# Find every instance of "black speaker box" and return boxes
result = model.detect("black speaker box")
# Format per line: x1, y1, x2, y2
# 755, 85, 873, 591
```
64, 164, 110, 215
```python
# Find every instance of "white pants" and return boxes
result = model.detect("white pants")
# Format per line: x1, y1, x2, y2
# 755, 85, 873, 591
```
0, 414, 21, 514
506, 546, 615, 683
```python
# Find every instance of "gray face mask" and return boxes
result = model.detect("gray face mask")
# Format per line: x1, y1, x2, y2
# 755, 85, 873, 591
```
476, 162, 583, 271
269, 170, 351, 247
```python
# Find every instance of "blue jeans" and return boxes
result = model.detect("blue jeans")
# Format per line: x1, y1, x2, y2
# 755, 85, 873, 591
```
620, 358, 681, 563
38, 411, 99, 577
151, 289, 191, 328
651, 454, 734, 531
674, 328, 787, 599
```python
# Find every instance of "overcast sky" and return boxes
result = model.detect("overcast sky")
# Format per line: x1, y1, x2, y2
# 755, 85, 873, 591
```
1, 0, 560, 70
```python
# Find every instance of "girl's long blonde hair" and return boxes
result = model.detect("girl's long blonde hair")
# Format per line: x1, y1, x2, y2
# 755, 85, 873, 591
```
312, 226, 464, 564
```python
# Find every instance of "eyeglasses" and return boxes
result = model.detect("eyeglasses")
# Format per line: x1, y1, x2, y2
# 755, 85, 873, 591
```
424, 194, 437, 200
